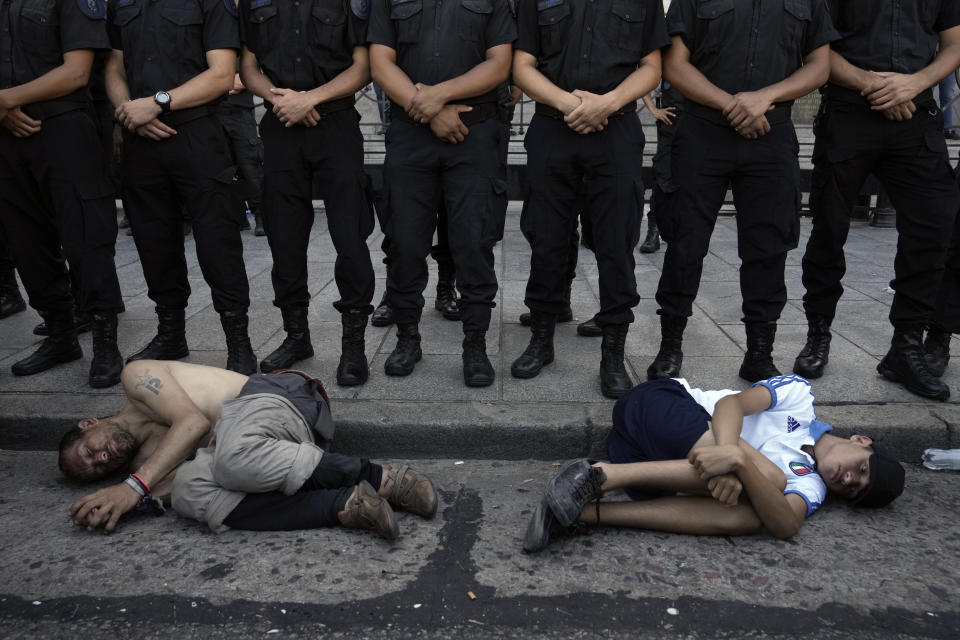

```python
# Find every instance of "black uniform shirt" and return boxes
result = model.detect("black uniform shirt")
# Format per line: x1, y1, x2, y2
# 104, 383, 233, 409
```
367, 0, 516, 105
0, 0, 109, 95
239, 0, 367, 92
666, 0, 838, 95
828, 0, 960, 74
516, 0, 669, 95
107, 0, 240, 100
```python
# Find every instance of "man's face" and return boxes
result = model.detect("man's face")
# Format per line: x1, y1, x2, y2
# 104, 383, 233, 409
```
818, 435, 874, 500
64, 419, 138, 482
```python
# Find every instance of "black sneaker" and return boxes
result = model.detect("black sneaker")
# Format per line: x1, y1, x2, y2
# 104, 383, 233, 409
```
546, 459, 606, 527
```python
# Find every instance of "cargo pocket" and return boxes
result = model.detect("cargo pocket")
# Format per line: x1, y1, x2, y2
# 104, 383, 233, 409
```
160, 1, 205, 62
609, 0, 647, 55
358, 172, 376, 239
695, 0, 734, 57
20, 1, 60, 62
458, 0, 493, 42
391, 0, 423, 44
537, 0, 572, 57
312, 2, 347, 51
77, 182, 119, 248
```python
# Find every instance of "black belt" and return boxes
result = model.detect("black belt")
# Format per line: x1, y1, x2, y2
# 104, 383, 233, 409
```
822, 83, 934, 106
686, 100, 793, 126
535, 100, 638, 120
392, 101, 497, 126
159, 104, 215, 126
264, 94, 356, 120
21, 99, 86, 121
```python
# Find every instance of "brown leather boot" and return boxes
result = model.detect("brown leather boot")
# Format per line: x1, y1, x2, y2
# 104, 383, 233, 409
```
337, 480, 399, 540
379, 464, 438, 518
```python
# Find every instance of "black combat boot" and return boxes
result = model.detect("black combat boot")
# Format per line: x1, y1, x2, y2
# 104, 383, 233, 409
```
126, 306, 189, 363
435, 262, 461, 321
462, 329, 494, 387
337, 311, 369, 386
739, 322, 782, 383
371, 294, 395, 327
878, 327, 950, 401
12, 309, 82, 376
259, 306, 313, 373
646, 314, 687, 379
793, 315, 832, 379
384, 322, 422, 376
577, 315, 602, 337
89, 313, 123, 388
600, 324, 633, 398
511, 312, 556, 378
221, 310, 257, 374
639, 212, 660, 254
0, 266, 26, 319
924, 327, 952, 378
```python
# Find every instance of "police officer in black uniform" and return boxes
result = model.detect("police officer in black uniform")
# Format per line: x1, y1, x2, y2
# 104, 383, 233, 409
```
105, 0, 256, 374
238, 0, 376, 386
368, 0, 515, 387
511, 0, 669, 399
640, 78, 684, 254
795, 1, 960, 401
0, 0, 125, 387
924, 209, 959, 379
647, 0, 836, 384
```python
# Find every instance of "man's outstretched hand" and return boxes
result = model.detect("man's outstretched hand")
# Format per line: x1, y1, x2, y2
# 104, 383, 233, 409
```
69, 483, 140, 533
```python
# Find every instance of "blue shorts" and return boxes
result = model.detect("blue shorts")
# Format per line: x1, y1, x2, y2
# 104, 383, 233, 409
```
607, 379, 711, 500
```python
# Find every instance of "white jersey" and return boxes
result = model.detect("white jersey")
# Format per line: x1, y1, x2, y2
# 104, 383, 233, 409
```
677, 375, 830, 517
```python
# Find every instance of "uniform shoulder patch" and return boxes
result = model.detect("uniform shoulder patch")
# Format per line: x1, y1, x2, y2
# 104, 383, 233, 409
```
351, 0, 371, 19
223, 0, 238, 17
78, 0, 107, 19
789, 461, 815, 477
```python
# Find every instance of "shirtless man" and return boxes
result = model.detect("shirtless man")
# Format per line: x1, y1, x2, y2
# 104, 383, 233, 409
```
60, 360, 437, 539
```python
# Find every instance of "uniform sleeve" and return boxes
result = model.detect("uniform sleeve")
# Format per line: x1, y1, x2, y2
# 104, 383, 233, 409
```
802, 0, 839, 56
61, 0, 111, 53
753, 375, 814, 414
367, 0, 397, 49
665, 0, 693, 41
202, 0, 242, 52
784, 472, 827, 517
934, 0, 960, 33
347, 0, 370, 49
514, 0, 539, 56
484, 0, 517, 49
636, 0, 671, 60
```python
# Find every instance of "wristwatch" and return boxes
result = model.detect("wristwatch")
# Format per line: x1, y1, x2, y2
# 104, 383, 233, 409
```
153, 90, 172, 113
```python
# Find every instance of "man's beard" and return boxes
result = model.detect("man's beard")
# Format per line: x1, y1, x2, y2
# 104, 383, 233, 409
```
109, 429, 138, 466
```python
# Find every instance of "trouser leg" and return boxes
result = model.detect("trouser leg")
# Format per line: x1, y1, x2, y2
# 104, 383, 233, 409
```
383, 122, 442, 325
730, 121, 802, 323
523, 116, 583, 316
654, 116, 731, 318
441, 118, 505, 332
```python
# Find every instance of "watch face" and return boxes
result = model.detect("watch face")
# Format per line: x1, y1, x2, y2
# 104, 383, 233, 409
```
156, 92, 170, 105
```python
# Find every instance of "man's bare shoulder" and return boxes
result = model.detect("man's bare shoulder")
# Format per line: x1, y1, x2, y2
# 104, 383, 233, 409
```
120, 360, 249, 425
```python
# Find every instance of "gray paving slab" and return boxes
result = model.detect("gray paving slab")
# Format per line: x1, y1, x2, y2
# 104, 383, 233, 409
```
0, 454, 957, 639
1, 206, 958, 462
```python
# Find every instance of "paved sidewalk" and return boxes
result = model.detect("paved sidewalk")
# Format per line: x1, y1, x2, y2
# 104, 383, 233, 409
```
1, 201, 957, 461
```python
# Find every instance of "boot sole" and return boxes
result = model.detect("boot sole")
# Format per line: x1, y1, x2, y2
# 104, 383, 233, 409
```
600, 381, 631, 399
522, 499, 555, 553
576, 324, 602, 338
464, 371, 495, 387
0, 301, 27, 319
877, 361, 950, 401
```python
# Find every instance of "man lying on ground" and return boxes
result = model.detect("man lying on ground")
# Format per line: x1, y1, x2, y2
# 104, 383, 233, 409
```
524, 375, 904, 551
59, 361, 436, 539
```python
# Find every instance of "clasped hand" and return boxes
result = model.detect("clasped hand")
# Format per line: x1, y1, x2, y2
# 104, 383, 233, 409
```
68, 483, 141, 533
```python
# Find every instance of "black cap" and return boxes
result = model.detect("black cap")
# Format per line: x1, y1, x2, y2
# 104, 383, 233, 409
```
851, 446, 905, 508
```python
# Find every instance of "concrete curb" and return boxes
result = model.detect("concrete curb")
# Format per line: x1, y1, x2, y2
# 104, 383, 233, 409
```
2, 396, 957, 463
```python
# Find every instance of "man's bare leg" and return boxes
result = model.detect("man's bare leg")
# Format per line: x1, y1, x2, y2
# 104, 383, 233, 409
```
580, 496, 762, 536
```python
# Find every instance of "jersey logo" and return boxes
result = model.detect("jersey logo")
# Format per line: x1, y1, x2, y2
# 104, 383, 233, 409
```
786, 416, 801, 433
351, 0, 371, 19
223, 0, 238, 17
789, 461, 815, 477
78, 0, 107, 19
